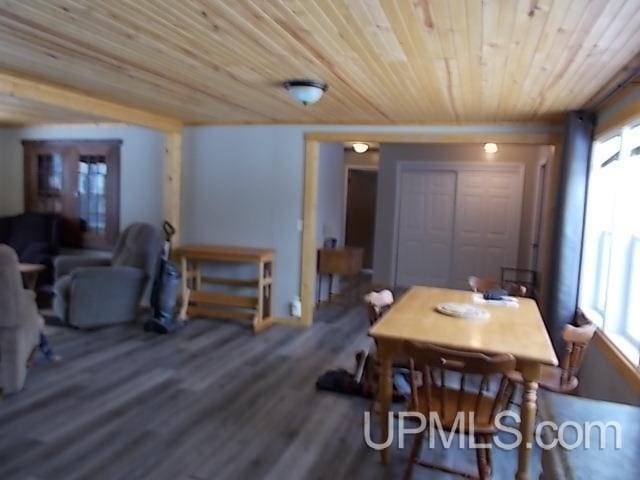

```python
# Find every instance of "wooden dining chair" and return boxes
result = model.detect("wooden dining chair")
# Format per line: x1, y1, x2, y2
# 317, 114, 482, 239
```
403, 342, 516, 480
364, 289, 394, 327
507, 323, 597, 395
467, 276, 499, 293
469, 275, 527, 297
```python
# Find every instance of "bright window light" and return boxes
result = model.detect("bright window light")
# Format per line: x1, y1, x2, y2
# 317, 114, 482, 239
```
580, 123, 640, 365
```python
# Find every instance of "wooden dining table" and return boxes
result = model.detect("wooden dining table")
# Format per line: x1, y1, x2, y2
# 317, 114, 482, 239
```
369, 286, 558, 480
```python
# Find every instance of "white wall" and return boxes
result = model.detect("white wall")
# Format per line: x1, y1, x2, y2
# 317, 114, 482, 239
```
316, 142, 344, 247
0, 124, 165, 229
372, 143, 553, 286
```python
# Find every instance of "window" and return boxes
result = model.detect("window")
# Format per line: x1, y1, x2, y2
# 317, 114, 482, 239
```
580, 124, 640, 366
23, 139, 121, 249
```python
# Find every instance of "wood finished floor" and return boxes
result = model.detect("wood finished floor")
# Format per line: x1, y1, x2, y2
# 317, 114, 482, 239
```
0, 303, 538, 480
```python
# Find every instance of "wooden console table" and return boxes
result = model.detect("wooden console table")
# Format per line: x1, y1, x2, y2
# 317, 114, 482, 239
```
316, 247, 363, 303
174, 245, 275, 333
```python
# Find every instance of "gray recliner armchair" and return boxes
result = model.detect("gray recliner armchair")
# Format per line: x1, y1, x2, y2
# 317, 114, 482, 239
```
0, 245, 44, 394
53, 223, 162, 329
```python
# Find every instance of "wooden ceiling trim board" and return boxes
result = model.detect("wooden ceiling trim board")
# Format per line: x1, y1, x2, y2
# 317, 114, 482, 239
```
518, 0, 584, 115
310, 0, 419, 120
346, 0, 405, 63
464, 0, 485, 119
500, 0, 553, 120
317, 0, 417, 120
530, 0, 618, 114
427, 1, 464, 120
386, 1, 444, 118
352, 0, 425, 119
304, 130, 562, 144
537, 0, 639, 113
446, 0, 474, 119
278, 2, 408, 121
558, 0, 640, 112
428, 0, 463, 122
495, 0, 537, 119
411, 1, 459, 121
486, 0, 519, 121
374, 1, 439, 119
406, 0, 453, 117
0, 92, 107, 125
0, 70, 182, 131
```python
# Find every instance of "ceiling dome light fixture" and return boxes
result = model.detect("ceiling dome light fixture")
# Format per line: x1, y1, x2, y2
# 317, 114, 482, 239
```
484, 142, 498, 154
352, 142, 369, 153
283, 79, 328, 105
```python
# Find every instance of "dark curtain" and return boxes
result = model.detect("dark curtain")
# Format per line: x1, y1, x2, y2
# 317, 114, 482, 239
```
544, 110, 595, 352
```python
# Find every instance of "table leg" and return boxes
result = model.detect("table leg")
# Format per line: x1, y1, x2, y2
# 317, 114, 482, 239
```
516, 362, 541, 480
255, 261, 265, 331
377, 341, 393, 464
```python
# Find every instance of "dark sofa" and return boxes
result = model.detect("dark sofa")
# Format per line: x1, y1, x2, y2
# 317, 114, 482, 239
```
0, 213, 60, 285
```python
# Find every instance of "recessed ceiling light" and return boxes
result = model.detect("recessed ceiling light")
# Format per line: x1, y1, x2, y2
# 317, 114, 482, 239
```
484, 143, 498, 154
353, 142, 369, 153
283, 79, 328, 105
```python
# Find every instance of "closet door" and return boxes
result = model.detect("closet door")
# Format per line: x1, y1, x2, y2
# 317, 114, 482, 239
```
395, 170, 456, 287
451, 170, 523, 288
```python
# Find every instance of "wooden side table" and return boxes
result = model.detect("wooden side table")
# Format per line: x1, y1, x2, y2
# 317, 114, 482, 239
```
19, 263, 45, 291
316, 247, 363, 303
173, 244, 276, 333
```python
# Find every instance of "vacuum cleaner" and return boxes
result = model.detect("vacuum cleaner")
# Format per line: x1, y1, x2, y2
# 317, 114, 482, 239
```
144, 221, 183, 334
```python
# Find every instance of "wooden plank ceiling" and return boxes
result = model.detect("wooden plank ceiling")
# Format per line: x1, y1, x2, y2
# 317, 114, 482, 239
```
0, 0, 639, 125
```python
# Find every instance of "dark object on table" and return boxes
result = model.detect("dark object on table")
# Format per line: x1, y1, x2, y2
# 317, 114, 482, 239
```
144, 221, 183, 334
0, 213, 60, 286
53, 223, 162, 329
483, 288, 508, 300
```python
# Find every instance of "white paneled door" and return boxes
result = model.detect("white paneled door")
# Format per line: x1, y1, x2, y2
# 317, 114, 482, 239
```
396, 170, 457, 287
395, 164, 523, 289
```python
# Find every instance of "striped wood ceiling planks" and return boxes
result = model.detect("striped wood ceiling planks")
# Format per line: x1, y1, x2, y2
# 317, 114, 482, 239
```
0, 0, 639, 125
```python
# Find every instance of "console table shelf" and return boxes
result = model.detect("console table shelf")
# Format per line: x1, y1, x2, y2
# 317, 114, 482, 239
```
174, 244, 275, 333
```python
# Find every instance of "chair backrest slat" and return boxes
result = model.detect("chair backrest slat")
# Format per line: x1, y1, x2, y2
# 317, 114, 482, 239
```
405, 341, 516, 427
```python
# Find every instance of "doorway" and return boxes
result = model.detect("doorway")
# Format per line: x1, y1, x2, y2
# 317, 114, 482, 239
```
344, 168, 377, 269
